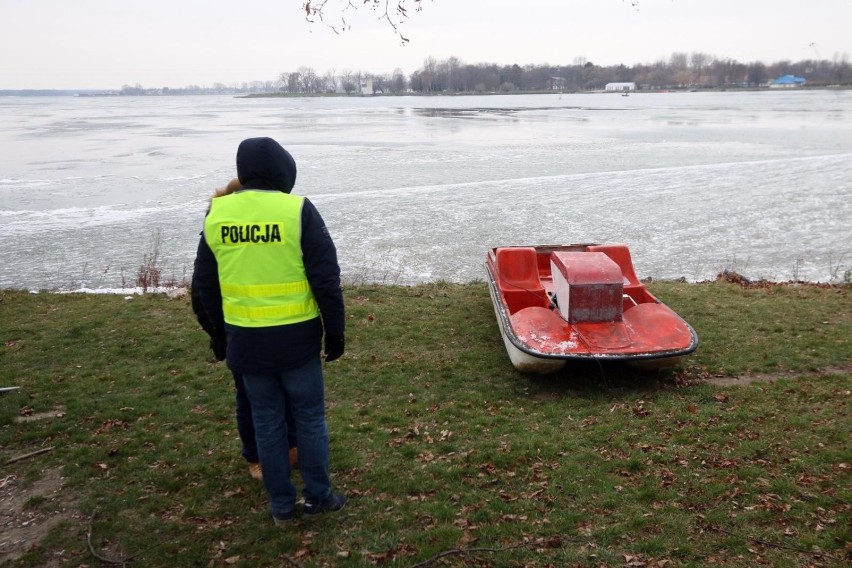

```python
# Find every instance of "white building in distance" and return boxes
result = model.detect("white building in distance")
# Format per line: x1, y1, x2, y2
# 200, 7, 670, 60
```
605, 82, 636, 92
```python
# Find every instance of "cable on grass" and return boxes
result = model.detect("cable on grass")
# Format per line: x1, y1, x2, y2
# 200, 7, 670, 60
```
700, 521, 844, 563
409, 535, 564, 568
86, 509, 165, 566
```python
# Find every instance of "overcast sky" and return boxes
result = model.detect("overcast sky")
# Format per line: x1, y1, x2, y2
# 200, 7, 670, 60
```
1, 0, 849, 90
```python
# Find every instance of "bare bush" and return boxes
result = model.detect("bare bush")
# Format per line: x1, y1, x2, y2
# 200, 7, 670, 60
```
136, 230, 164, 292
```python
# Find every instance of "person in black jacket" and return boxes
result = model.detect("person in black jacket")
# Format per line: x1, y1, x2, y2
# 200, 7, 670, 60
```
190, 279, 259, 478
191, 184, 298, 482
192, 138, 346, 525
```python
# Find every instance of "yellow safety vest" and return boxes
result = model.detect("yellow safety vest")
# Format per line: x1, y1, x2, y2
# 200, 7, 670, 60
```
204, 190, 320, 328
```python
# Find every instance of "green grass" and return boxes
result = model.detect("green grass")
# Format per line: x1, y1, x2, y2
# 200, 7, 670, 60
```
0, 281, 850, 567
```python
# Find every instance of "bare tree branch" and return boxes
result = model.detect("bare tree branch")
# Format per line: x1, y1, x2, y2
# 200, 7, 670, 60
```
4, 447, 53, 465
302, 0, 425, 44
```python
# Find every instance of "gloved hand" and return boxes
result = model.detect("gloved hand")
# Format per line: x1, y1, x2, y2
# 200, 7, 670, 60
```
324, 334, 345, 362
210, 337, 227, 361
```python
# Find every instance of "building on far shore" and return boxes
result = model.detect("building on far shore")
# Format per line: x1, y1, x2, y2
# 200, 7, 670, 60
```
770, 75, 807, 88
605, 82, 636, 92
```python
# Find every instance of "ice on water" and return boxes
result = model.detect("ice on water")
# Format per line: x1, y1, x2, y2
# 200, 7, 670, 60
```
1, 91, 850, 291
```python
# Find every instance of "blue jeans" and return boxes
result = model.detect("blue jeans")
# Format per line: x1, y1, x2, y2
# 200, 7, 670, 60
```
242, 356, 332, 516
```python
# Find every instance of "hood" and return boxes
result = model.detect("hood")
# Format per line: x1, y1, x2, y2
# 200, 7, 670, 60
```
236, 137, 297, 193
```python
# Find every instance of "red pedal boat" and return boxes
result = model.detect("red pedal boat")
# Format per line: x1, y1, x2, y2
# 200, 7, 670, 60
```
485, 244, 699, 374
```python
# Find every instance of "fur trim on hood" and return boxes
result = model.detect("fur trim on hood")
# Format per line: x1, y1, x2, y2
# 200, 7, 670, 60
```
214, 178, 242, 198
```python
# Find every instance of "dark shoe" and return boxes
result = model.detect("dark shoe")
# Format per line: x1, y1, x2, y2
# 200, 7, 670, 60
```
272, 510, 295, 526
303, 493, 347, 518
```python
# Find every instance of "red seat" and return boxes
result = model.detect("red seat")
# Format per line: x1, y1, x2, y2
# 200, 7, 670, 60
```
586, 244, 640, 287
495, 247, 547, 312
587, 244, 657, 304
496, 247, 544, 291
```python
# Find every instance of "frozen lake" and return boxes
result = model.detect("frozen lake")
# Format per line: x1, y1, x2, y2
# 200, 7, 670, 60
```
0, 90, 850, 290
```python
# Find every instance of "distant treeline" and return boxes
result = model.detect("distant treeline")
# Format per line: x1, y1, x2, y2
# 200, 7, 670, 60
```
280, 52, 852, 95
0, 89, 88, 96
5, 52, 849, 97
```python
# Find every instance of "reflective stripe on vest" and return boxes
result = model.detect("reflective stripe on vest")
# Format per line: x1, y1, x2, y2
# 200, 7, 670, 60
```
204, 190, 320, 328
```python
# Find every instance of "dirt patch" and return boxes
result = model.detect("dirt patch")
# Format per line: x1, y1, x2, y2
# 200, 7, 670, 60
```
0, 466, 75, 565
705, 365, 852, 387
14, 409, 66, 424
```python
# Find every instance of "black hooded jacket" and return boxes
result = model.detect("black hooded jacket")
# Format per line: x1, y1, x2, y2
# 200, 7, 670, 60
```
191, 138, 345, 373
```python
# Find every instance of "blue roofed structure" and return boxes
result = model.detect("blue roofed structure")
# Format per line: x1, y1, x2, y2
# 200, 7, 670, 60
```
770, 74, 807, 88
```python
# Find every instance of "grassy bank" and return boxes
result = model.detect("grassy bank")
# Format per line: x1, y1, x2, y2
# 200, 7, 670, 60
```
1, 281, 850, 567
